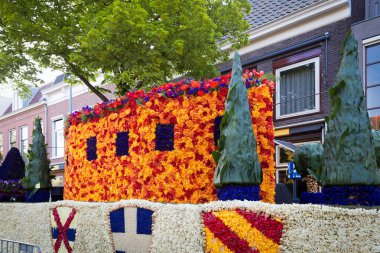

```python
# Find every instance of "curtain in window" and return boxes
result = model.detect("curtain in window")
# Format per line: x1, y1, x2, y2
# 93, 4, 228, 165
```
280, 63, 315, 116
368, 0, 380, 19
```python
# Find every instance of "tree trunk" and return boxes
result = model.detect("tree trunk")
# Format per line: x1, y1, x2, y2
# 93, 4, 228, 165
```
64, 59, 109, 102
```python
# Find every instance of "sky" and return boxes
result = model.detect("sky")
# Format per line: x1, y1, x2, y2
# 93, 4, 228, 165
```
1, 68, 62, 98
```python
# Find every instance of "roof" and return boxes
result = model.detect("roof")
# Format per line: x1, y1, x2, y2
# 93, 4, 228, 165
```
0, 73, 69, 116
247, 0, 328, 29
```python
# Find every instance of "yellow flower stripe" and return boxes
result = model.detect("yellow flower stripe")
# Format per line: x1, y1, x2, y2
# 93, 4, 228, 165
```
204, 227, 234, 253
213, 210, 279, 253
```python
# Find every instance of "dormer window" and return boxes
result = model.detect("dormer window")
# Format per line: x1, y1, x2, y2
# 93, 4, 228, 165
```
12, 93, 23, 111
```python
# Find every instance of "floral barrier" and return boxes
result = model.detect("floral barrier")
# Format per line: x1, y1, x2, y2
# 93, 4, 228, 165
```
0, 179, 25, 202
0, 200, 378, 253
301, 186, 380, 206
64, 71, 275, 203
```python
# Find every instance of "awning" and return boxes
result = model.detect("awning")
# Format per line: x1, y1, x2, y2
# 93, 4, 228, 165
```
274, 139, 298, 152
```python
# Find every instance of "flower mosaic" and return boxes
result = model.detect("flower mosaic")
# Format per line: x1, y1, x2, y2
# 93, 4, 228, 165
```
64, 71, 275, 203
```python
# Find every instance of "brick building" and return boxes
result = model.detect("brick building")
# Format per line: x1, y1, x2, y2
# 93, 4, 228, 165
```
1, 0, 378, 200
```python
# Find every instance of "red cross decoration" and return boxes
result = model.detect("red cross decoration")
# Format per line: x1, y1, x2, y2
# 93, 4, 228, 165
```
51, 206, 78, 253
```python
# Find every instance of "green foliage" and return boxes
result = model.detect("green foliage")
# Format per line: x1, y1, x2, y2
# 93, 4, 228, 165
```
21, 117, 52, 190
213, 52, 262, 187
293, 143, 323, 181
372, 130, 380, 168
0, 0, 250, 99
322, 33, 380, 186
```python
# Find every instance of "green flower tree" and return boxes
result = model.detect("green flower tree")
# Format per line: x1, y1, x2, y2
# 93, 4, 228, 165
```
213, 52, 262, 200
300, 34, 380, 206
21, 117, 52, 202
321, 34, 380, 186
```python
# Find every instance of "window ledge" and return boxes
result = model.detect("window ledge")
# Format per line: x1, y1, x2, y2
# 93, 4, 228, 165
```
50, 156, 64, 160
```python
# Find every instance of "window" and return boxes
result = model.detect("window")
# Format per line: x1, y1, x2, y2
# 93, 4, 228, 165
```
275, 145, 294, 167
366, 43, 380, 129
9, 129, 16, 149
276, 169, 288, 184
52, 118, 64, 157
276, 58, 320, 119
366, 0, 380, 19
20, 126, 28, 159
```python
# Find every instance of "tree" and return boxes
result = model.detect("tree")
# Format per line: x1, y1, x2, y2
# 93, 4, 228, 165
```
321, 33, 380, 186
21, 117, 51, 190
213, 52, 262, 187
0, 0, 251, 100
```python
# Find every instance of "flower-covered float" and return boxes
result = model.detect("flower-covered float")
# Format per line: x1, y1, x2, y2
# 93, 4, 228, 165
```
64, 53, 276, 204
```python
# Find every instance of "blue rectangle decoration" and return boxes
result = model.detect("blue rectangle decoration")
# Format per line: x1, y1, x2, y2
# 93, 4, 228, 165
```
155, 124, 174, 151
137, 207, 153, 235
214, 116, 223, 146
86, 136, 98, 161
116, 131, 129, 157
110, 208, 125, 233
51, 228, 76, 241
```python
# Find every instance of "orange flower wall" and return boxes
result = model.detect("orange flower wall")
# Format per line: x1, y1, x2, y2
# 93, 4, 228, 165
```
64, 78, 275, 203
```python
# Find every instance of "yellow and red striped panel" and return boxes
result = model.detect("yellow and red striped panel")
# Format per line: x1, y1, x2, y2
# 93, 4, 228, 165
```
203, 210, 283, 253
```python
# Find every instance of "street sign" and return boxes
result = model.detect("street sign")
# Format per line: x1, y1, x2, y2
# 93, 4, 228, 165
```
287, 162, 301, 180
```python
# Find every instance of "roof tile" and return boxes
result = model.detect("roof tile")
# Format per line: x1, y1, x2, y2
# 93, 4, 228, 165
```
246, 0, 327, 29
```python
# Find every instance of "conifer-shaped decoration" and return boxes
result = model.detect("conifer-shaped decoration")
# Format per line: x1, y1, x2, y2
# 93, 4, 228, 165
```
0, 147, 25, 180
321, 33, 380, 186
213, 52, 262, 200
21, 117, 52, 201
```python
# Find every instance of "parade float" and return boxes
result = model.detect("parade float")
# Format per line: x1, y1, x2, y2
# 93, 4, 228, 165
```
0, 49, 378, 253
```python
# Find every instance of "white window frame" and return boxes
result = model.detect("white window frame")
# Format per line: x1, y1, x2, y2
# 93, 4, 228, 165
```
19, 125, 28, 157
8, 129, 16, 149
51, 116, 64, 158
363, 36, 380, 92
275, 57, 320, 119
363, 37, 380, 130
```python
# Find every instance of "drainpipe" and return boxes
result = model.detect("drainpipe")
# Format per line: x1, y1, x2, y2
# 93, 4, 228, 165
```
43, 99, 48, 144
